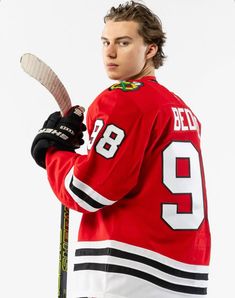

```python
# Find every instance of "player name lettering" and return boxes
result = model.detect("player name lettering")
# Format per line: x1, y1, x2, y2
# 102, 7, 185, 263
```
39, 128, 69, 140
172, 107, 198, 132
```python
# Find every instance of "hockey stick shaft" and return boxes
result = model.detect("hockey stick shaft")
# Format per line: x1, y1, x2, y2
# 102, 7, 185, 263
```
58, 205, 69, 298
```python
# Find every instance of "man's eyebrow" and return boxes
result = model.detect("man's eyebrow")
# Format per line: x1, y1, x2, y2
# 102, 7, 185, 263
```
101, 36, 133, 41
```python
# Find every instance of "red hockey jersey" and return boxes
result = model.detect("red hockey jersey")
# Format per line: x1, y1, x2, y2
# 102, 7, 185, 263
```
46, 76, 211, 298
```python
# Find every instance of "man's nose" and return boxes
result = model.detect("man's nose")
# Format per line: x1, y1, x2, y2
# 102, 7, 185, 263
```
106, 44, 117, 58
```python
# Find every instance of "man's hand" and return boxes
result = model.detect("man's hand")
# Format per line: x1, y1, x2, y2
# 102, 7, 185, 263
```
31, 106, 86, 168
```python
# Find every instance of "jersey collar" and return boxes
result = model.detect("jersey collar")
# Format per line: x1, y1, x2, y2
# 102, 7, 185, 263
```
130, 75, 156, 82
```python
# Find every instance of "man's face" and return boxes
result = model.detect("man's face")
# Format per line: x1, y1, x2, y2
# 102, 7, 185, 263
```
101, 20, 149, 81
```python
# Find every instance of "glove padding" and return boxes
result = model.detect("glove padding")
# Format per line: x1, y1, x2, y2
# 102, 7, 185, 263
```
31, 106, 86, 168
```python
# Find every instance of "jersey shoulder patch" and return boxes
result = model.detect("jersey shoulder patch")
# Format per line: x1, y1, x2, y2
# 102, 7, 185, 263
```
109, 81, 144, 92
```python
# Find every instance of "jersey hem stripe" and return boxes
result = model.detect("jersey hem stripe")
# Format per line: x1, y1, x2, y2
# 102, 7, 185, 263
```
75, 247, 208, 281
73, 262, 207, 295
74, 240, 209, 273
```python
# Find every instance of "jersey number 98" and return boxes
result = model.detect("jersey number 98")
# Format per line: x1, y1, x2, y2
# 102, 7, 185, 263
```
88, 119, 125, 159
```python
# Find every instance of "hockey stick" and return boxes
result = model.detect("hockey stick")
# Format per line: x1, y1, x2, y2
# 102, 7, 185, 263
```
20, 53, 83, 298
20, 53, 72, 116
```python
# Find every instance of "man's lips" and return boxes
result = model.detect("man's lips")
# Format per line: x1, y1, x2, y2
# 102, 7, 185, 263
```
106, 63, 119, 69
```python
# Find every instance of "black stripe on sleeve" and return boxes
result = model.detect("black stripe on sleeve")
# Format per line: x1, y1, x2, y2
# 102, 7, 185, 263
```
75, 247, 208, 281
69, 177, 105, 209
73, 262, 207, 295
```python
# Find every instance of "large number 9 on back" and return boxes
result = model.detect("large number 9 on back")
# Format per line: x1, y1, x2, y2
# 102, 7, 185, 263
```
162, 141, 205, 230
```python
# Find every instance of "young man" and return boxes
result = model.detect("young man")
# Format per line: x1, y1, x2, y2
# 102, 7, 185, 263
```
31, 1, 211, 297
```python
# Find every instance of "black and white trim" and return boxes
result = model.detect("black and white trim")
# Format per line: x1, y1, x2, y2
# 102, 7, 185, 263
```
73, 240, 209, 296
65, 167, 116, 212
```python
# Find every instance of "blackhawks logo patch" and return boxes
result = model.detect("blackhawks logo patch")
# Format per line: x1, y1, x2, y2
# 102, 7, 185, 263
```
109, 81, 144, 92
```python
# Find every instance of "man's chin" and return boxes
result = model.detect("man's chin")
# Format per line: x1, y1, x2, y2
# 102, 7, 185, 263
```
107, 72, 121, 81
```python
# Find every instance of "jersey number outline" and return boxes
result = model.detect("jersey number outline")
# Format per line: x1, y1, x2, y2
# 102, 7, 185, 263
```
88, 119, 125, 159
162, 141, 205, 230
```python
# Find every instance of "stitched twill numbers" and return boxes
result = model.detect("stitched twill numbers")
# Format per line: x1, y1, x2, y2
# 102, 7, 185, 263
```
89, 120, 125, 159
162, 141, 205, 230
96, 124, 125, 158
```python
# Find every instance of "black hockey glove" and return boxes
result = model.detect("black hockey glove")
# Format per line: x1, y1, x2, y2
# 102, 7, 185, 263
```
31, 106, 86, 169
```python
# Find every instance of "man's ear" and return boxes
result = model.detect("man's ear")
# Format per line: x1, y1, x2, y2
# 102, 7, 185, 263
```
146, 44, 158, 60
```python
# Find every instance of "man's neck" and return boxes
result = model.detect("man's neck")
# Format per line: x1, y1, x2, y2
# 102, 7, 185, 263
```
120, 63, 155, 82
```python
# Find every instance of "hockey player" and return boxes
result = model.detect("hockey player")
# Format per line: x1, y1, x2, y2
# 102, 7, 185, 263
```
31, 1, 211, 297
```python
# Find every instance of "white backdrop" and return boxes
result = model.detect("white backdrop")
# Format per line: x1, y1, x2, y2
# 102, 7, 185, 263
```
0, 0, 234, 297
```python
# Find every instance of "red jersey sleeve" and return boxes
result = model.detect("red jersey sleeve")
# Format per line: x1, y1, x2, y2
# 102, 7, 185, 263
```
46, 88, 154, 213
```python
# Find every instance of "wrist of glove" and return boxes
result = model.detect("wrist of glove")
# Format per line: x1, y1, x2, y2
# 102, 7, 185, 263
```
31, 106, 86, 168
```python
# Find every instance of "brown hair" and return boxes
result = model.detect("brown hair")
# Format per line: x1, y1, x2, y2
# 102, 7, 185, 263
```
104, 1, 167, 69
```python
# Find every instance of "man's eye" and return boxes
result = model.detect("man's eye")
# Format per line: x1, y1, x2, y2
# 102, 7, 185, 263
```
119, 41, 129, 46
102, 41, 109, 46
